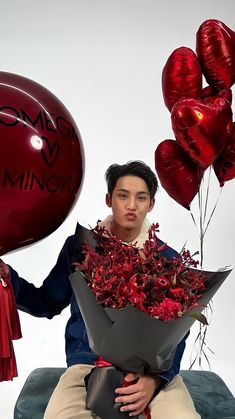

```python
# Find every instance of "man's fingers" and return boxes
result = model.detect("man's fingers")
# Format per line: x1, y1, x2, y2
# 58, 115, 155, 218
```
119, 399, 144, 415
125, 372, 138, 382
0, 260, 9, 277
115, 383, 139, 395
115, 392, 140, 404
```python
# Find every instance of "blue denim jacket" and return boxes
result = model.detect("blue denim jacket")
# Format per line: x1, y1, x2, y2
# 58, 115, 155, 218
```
10, 233, 187, 386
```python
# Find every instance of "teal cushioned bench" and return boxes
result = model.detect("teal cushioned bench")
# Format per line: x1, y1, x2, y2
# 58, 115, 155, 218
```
14, 368, 66, 419
14, 368, 235, 419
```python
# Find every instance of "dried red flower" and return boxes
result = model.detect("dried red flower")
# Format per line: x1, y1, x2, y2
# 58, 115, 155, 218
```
73, 223, 206, 322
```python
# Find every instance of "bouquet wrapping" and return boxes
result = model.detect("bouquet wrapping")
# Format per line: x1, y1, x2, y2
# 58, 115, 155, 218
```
70, 267, 231, 375
69, 222, 232, 418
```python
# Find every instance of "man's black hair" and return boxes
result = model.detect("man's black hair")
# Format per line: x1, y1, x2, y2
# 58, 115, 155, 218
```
105, 160, 158, 199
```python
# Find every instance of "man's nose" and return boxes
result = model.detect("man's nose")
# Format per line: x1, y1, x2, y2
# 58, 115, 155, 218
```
127, 197, 136, 210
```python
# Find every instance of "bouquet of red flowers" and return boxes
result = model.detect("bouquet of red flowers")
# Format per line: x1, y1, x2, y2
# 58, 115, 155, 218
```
73, 223, 207, 322
69, 222, 231, 419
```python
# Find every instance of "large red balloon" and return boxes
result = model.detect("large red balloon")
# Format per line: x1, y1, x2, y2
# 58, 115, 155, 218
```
213, 123, 235, 187
162, 47, 202, 111
0, 72, 84, 255
196, 19, 235, 90
155, 140, 204, 210
171, 97, 232, 169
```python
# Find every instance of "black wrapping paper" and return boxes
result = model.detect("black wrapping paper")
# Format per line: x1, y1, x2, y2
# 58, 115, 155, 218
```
85, 366, 139, 419
69, 222, 232, 418
70, 267, 232, 374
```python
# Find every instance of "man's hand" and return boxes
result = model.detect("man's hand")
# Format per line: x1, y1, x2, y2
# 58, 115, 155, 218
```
0, 259, 10, 278
115, 372, 161, 416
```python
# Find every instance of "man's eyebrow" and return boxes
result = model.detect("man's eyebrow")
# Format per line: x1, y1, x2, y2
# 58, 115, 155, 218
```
116, 188, 129, 192
137, 191, 150, 195
116, 188, 150, 195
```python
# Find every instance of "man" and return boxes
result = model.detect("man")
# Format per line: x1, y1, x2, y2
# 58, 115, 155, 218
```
0, 161, 200, 418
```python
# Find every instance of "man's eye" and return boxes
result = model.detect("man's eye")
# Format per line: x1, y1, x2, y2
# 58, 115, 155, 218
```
119, 193, 127, 199
138, 196, 147, 201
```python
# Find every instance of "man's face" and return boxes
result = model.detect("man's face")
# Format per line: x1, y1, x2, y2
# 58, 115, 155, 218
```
106, 175, 154, 236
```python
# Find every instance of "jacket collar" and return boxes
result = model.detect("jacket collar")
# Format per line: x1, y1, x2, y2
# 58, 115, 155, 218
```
98, 215, 150, 248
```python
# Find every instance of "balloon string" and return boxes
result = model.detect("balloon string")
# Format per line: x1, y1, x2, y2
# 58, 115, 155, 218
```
198, 176, 204, 268
194, 169, 223, 268
203, 186, 223, 236
190, 167, 203, 233
203, 166, 212, 225
190, 169, 222, 369
190, 212, 197, 230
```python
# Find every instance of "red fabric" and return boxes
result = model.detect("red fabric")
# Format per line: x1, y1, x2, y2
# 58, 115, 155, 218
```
95, 356, 112, 367
95, 357, 151, 418
144, 406, 151, 419
0, 276, 22, 381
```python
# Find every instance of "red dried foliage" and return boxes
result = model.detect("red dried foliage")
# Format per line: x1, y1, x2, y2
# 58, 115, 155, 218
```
73, 223, 206, 322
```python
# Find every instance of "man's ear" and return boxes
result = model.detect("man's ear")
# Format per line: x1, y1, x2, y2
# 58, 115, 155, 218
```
106, 193, 112, 208
148, 198, 155, 212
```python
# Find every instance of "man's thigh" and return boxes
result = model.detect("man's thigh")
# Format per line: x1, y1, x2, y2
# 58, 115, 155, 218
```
44, 364, 100, 419
149, 375, 201, 419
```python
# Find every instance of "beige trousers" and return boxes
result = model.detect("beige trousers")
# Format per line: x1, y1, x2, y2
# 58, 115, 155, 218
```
44, 364, 201, 419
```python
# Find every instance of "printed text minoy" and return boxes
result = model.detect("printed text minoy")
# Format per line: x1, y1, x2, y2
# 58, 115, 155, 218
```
2, 168, 78, 193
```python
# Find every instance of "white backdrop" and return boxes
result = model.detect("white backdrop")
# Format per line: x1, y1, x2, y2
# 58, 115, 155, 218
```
1, 1, 235, 418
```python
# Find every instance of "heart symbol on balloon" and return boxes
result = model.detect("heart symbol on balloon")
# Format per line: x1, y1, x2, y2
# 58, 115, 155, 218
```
0, 71, 84, 255
196, 19, 235, 90
155, 139, 204, 210
41, 136, 60, 167
171, 97, 232, 169
213, 123, 235, 187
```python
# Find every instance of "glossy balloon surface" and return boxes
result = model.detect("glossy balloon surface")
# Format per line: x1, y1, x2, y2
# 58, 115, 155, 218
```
214, 123, 235, 187
171, 97, 232, 169
0, 72, 84, 255
200, 86, 232, 105
162, 47, 202, 111
196, 19, 235, 90
155, 140, 203, 210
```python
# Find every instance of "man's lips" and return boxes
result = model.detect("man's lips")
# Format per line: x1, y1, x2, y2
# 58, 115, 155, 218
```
125, 213, 137, 220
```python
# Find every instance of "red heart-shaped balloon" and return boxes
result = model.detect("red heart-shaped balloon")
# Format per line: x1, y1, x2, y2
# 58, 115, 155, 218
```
155, 140, 204, 210
200, 86, 232, 105
213, 122, 235, 187
171, 97, 232, 169
162, 47, 202, 111
0, 72, 84, 255
196, 19, 235, 90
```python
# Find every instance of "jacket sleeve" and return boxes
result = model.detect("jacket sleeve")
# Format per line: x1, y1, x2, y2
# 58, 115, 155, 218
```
9, 236, 74, 319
